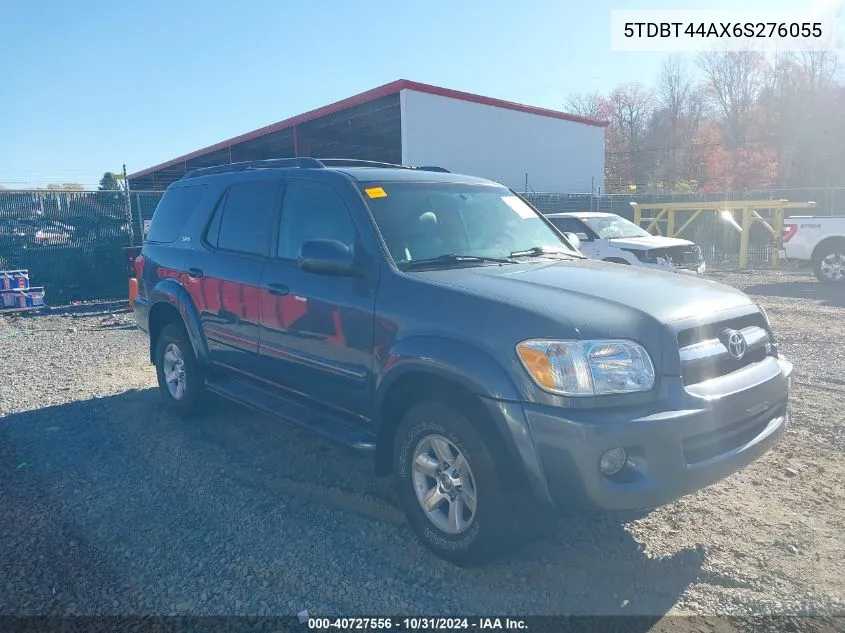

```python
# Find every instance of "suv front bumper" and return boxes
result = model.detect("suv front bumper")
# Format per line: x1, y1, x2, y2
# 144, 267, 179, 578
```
516, 356, 792, 512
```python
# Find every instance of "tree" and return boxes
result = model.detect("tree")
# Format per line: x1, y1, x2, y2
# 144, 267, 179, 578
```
564, 92, 611, 121
563, 50, 843, 194
96, 171, 125, 207
648, 56, 706, 192
696, 51, 776, 191
760, 51, 842, 187
698, 50, 767, 149
46, 183, 85, 191
99, 172, 122, 191
606, 83, 654, 188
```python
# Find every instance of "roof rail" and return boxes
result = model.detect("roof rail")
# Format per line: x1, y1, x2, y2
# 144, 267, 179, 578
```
180, 157, 449, 180
415, 165, 450, 173
182, 157, 324, 179
316, 158, 412, 169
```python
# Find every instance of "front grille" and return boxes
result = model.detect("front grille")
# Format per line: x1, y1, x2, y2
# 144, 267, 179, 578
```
677, 313, 765, 349
652, 244, 702, 267
682, 404, 784, 464
677, 313, 771, 386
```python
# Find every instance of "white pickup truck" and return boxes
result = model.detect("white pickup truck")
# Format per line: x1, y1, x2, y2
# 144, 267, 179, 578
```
781, 216, 845, 283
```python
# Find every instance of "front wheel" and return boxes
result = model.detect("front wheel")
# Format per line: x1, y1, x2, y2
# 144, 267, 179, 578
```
393, 399, 519, 566
813, 244, 845, 283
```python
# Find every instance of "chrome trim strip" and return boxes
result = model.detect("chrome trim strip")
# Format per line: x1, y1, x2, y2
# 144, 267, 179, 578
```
679, 326, 769, 363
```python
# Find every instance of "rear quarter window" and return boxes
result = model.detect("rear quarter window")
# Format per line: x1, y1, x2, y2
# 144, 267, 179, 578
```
145, 184, 208, 243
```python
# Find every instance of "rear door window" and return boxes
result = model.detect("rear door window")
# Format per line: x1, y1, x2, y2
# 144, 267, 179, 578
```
208, 180, 281, 256
145, 184, 208, 243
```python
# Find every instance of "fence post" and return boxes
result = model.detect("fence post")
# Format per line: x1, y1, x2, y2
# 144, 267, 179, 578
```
771, 207, 784, 267
135, 193, 144, 244
666, 209, 676, 237
738, 205, 753, 269
122, 164, 135, 246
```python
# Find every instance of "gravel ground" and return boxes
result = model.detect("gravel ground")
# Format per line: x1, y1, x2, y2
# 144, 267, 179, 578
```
0, 270, 843, 628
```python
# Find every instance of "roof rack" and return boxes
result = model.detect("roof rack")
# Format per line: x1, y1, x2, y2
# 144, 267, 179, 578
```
182, 158, 324, 179
415, 165, 451, 173
316, 158, 412, 169
180, 157, 451, 180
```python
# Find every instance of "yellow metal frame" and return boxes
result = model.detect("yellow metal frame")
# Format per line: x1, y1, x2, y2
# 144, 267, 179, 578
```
631, 200, 817, 268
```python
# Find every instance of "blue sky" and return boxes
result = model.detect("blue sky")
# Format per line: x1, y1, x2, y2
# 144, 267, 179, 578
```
0, 0, 832, 188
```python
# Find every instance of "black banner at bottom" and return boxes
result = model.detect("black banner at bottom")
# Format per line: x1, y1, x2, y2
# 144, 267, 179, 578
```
0, 616, 842, 633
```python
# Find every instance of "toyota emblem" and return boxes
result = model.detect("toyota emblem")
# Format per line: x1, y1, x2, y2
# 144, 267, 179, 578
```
724, 330, 748, 360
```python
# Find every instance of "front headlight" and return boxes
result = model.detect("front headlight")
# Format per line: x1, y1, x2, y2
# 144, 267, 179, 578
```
516, 339, 655, 396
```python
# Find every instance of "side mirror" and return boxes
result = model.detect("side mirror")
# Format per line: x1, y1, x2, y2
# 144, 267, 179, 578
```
575, 232, 589, 242
299, 239, 358, 276
564, 232, 581, 250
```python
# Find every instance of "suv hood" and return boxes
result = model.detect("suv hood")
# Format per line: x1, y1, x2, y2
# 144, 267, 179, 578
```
415, 258, 752, 336
607, 235, 694, 250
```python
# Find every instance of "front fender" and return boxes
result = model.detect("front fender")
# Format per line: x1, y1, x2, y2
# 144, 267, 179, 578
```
375, 335, 524, 405
375, 336, 553, 507
149, 278, 209, 365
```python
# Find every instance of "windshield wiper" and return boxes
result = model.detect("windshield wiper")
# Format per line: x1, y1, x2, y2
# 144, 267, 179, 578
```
509, 246, 582, 259
401, 253, 517, 270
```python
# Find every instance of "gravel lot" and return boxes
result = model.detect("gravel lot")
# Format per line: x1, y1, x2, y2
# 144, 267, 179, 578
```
1, 268, 843, 627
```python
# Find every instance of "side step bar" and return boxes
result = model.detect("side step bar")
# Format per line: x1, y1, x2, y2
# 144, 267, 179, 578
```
206, 374, 376, 454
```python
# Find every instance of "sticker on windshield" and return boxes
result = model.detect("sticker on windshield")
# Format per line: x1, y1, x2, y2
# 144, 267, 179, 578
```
501, 195, 536, 219
364, 186, 387, 199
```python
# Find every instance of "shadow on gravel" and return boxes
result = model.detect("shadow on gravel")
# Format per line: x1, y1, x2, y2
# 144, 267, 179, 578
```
744, 280, 845, 308
0, 414, 139, 614
1, 389, 702, 619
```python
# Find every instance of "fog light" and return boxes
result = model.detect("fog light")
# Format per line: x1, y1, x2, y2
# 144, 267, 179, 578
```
600, 448, 628, 476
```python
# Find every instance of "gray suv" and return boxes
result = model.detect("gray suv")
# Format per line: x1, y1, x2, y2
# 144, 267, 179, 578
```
134, 158, 793, 565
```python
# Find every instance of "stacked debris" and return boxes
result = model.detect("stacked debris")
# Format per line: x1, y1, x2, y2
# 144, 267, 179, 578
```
0, 269, 45, 313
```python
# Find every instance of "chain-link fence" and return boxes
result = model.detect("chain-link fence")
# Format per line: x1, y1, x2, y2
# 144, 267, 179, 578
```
0, 186, 842, 304
0, 190, 138, 303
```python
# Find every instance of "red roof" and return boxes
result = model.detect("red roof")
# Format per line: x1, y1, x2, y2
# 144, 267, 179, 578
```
127, 79, 609, 180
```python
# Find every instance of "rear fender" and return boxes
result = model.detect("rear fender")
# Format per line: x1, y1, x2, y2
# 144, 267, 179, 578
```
149, 278, 209, 365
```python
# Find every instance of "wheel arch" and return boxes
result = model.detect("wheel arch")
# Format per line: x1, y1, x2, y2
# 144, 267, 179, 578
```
371, 337, 545, 503
147, 279, 208, 365
811, 235, 845, 262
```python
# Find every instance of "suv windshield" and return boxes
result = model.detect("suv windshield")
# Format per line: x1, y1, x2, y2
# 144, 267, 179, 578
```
581, 215, 651, 239
359, 182, 579, 267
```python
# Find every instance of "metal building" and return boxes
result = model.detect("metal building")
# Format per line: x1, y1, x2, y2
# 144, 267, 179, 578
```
127, 79, 608, 193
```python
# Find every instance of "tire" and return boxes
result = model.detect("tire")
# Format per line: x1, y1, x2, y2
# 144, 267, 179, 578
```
393, 399, 521, 566
813, 243, 845, 284
154, 322, 206, 417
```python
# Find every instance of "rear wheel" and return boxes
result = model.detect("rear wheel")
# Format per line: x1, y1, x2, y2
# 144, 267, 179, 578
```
154, 322, 206, 417
813, 243, 845, 283
393, 399, 522, 566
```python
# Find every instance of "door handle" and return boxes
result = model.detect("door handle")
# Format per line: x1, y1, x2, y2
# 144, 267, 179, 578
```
187, 267, 204, 279
267, 282, 289, 296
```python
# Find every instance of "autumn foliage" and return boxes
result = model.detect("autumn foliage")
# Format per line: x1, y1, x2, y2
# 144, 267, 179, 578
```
566, 51, 843, 194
